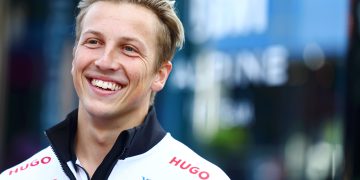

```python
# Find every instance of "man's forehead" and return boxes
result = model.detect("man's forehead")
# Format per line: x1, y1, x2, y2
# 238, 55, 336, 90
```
83, 1, 159, 25
81, 2, 159, 37
81, 2, 159, 45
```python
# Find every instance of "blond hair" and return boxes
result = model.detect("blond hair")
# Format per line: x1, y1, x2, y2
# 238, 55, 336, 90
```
75, 0, 185, 104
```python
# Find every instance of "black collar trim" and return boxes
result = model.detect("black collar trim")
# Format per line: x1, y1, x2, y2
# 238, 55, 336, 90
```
45, 106, 166, 179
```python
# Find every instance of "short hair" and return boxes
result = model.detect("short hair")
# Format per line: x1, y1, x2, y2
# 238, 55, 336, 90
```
75, 0, 185, 104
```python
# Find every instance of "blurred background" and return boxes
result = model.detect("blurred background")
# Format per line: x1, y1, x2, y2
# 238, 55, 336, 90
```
0, 0, 359, 179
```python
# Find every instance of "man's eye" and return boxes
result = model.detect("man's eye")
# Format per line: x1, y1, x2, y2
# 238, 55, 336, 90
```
124, 46, 135, 52
122, 45, 139, 57
83, 38, 102, 48
88, 39, 99, 44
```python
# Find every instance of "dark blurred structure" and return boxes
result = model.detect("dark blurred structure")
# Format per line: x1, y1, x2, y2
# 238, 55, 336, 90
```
0, 0, 77, 170
0, 0, 359, 179
2, 0, 47, 168
0, 0, 9, 170
344, 0, 360, 179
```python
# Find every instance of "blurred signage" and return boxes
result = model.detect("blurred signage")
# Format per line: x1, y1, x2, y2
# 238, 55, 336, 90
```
170, 0, 348, 137
172, 45, 288, 89
189, 0, 268, 43
189, 0, 348, 56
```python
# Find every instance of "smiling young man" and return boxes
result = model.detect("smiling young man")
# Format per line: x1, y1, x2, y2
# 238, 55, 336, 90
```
0, 0, 229, 179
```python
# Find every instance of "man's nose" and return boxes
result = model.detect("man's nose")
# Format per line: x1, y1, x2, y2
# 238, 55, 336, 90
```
94, 48, 121, 71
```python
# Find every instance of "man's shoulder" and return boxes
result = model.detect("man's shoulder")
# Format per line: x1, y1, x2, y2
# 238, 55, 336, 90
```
156, 134, 230, 179
0, 146, 66, 179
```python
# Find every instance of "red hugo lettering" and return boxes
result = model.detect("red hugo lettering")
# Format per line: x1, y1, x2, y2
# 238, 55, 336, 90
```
169, 156, 210, 180
8, 156, 52, 176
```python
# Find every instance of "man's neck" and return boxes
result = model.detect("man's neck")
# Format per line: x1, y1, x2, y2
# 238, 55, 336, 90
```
75, 105, 149, 177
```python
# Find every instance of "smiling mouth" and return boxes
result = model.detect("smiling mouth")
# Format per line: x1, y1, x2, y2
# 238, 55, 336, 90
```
90, 79, 122, 91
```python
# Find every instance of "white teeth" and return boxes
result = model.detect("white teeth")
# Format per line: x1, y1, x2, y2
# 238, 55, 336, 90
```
91, 79, 121, 91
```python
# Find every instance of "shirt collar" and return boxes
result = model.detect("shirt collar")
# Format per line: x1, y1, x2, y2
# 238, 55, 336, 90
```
45, 106, 166, 174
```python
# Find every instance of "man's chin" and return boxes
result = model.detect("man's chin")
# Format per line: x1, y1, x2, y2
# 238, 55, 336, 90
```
88, 109, 118, 120
81, 103, 120, 120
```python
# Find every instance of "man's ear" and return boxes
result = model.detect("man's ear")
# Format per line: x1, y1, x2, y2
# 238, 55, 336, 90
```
151, 61, 172, 92
71, 59, 75, 75
71, 45, 78, 76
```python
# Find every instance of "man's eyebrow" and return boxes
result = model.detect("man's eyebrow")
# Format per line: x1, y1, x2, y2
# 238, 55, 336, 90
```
121, 37, 146, 48
81, 29, 147, 52
82, 29, 104, 37
83, 29, 143, 44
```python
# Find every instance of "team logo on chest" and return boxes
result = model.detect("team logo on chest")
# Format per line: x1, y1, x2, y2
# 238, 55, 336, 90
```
169, 156, 210, 179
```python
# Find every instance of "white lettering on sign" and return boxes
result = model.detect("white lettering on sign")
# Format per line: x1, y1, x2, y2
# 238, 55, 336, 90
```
190, 0, 269, 43
171, 45, 288, 90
